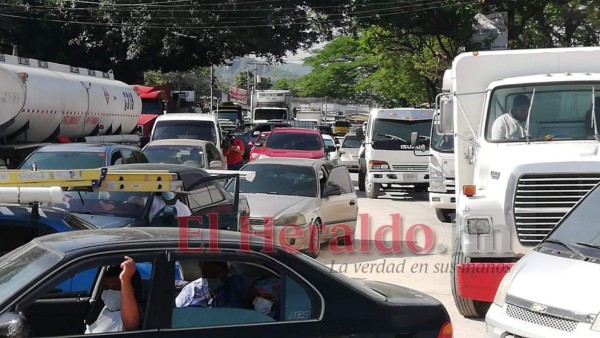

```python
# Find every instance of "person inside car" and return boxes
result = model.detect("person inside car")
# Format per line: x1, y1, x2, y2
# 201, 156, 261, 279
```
85, 256, 142, 334
149, 191, 191, 222
252, 278, 281, 320
176, 261, 254, 309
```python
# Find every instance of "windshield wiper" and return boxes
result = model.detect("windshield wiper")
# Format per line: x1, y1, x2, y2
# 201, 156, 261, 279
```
378, 133, 407, 142
544, 239, 589, 260
576, 242, 600, 250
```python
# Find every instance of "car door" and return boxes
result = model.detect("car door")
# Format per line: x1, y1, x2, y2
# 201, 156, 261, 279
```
159, 250, 321, 338
319, 166, 357, 240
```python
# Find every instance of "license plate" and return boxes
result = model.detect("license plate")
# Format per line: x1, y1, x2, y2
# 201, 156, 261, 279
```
403, 173, 418, 181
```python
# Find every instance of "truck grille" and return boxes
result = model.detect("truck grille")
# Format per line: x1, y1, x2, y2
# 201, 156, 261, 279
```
514, 173, 600, 246
392, 165, 428, 172
506, 304, 577, 332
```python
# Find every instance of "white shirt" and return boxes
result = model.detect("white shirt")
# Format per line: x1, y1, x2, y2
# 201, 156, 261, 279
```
149, 196, 192, 221
85, 307, 122, 334
491, 113, 527, 140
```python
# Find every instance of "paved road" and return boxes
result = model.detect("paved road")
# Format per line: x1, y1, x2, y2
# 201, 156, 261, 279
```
317, 174, 485, 337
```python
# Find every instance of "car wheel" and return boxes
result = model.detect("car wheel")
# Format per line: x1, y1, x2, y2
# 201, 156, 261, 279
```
365, 177, 380, 199
358, 170, 365, 191
307, 219, 322, 258
451, 239, 491, 318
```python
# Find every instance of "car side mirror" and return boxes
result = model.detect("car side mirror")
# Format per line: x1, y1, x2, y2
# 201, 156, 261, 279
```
209, 160, 223, 169
0, 312, 32, 338
322, 184, 343, 197
254, 142, 263, 148
253, 131, 260, 136
339, 150, 346, 155
326, 145, 337, 153
355, 127, 365, 142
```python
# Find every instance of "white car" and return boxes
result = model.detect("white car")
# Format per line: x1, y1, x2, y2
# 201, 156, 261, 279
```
339, 133, 361, 172
228, 158, 358, 258
322, 134, 340, 165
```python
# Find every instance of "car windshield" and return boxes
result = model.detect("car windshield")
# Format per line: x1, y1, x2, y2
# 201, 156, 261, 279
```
266, 133, 323, 151
54, 191, 150, 218
372, 119, 432, 150
144, 145, 205, 168
153, 120, 216, 143
342, 135, 361, 148
218, 111, 241, 122
485, 83, 600, 142
545, 183, 600, 258
323, 138, 335, 148
20, 152, 106, 170
229, 163, 317, 197
0, 242, 63, 305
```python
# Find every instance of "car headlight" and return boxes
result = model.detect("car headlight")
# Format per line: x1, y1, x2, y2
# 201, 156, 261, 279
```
493, 266, 517, 307
275, 214, 307, 227
466, 217, 492, 235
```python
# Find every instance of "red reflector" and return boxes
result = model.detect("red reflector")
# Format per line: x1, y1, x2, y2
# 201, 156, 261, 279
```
98, 152, 106, 157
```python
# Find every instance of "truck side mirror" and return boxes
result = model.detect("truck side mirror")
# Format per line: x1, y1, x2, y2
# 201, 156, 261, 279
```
355, 127, 365, 142
410, 132, 419, 147
439, 96, 454, 134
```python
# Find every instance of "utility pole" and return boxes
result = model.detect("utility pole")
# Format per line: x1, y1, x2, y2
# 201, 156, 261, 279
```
210, 65, 214, 111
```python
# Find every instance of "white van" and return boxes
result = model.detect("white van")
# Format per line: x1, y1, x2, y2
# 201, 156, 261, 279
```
357, 108, 434, 199
150, 113, 222, 150
486, 181, 600, 337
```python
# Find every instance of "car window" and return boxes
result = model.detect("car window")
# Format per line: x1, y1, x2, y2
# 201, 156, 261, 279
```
208, 182, 225, 204
206, 144, 221, 162
120, 149, 137, 164
169, 256, 316, 329
20, 152, 106, 170
231, 163, 318, 198
130, 150, 148, 163
111, 151, 123, 165
187, 183, 213, 210
0, 225, 36, 256
327, 167, 353, 193
342, 136, 361, 148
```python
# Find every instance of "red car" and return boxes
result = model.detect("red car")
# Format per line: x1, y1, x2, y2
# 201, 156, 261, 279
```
257, 128, 333, 160
248, 131, 271, 162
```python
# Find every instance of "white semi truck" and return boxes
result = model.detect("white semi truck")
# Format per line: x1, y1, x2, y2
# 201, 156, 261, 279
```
356, 108, 434, 199
0, 54, 141, 167
429, 70, 455, 223
251, 90, 292, 124
445, 47, 600, 318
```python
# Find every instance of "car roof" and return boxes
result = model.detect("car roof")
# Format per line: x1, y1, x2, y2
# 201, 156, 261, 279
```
0, 204, 97, 229
33, 227, 271, 254
245, 157, 325, 167
270, 128, 320, 135
33, 143, 139, 152
144, 139, 211, 147
156, 113, 217, 122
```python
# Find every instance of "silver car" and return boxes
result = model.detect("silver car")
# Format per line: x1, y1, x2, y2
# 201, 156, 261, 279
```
229, 158, 358, 258
339, 133, 361, 172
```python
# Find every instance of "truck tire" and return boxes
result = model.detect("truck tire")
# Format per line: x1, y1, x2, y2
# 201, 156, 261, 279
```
436, 208, 455, 223
451, 239, 491, 318
358, 170, 366, 191
366, 179, 380, 199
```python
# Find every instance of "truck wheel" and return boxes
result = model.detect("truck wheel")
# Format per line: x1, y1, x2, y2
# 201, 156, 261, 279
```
436, 208, 455, 223
358, 170, 366, 191
366, 179, 380, 199
451, 239, 491, 318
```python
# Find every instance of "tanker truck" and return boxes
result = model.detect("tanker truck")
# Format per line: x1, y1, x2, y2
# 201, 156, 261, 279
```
0, 54, 141, 167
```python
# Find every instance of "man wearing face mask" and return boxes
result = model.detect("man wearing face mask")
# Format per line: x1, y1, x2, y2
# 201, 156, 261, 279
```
176, 261, 254, 309
85, 256, 141, 334
149, 191, 192, 222
491, 94, 532, 140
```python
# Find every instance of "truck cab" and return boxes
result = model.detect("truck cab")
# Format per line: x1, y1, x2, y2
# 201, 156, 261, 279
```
357, 108, 433, 199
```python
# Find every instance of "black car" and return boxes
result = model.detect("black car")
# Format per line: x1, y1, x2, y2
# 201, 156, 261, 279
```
0, 228, 452, 337
316, 125, 334, 137
54, 163, 249, 230
237, 122, 292, 162
19, 143, 148, 170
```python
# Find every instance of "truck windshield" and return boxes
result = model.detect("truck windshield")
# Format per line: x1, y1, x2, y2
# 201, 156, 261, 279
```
153, 120, 217, 144
431, 118, 454, 153
142, 100, 161, 114
486, 83, 600, 142
218, 111, 241, 122
255, 109, 287, 121
372, 119, 432, 150
545, 183, 600, 258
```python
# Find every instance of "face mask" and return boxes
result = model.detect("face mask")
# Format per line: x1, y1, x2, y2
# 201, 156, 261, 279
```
206, 278, 224, 291
101, 289, 121, 312
253, 297, 273, 315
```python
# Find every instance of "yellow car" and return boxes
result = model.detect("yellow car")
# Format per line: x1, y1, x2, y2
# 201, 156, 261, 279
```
332, 121, 351, 136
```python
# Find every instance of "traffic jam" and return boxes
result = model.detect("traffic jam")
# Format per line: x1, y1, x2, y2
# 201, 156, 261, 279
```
2, 46, 600, 338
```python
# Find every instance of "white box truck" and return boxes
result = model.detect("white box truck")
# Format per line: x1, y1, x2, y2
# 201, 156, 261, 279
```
445, 47, 600, 318
356, 108, 434, 199
252, 90, 292, 123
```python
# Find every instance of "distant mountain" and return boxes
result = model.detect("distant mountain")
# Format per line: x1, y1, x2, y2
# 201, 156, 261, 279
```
216, 57, 312, 84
